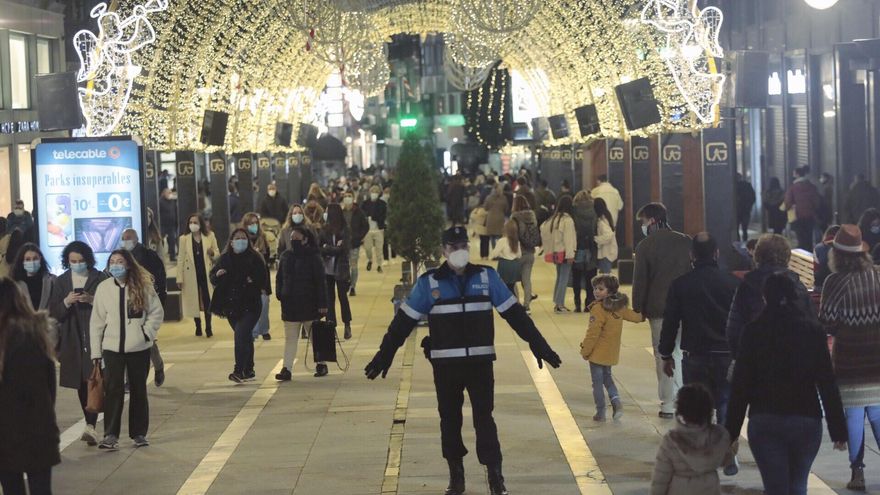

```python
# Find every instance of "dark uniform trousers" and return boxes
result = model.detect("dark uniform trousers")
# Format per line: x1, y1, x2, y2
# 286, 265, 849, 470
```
432, 361, 501, 465
103, 349, 151, 438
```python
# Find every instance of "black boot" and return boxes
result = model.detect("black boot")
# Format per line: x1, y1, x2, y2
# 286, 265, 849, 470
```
195, 318, 202, 337
314, 363, 328, 377
444, 458, 465, 495
488, 463, 508, 495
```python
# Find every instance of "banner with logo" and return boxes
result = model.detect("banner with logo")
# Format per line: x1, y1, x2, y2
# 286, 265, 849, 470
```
234, 152, 255, 212
660, 134, 685, 232
32, 137, 144, 274
631, 137, 651, 243
256, 153, 272, 207
607, 139, 626, 248
300, 153, 313, 202
175, 151, 197, 234
288, 153, 302, 204
208, 151, 230, 246
144, 150, 159, 220
702, 125, 736, 267
274, 154, 288, 205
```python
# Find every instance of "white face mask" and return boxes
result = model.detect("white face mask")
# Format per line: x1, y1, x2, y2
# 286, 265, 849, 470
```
641, 224, 649, 237
447, 249, 470, 269
323, 212, 328, 221
268, 190, 277, 197
122, 240, 136, 251
370, 193, 379, 201
189, 223, 200, 233
343, 197, 353, 206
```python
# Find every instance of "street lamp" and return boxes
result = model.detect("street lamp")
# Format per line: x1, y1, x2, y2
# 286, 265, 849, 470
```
804, 0, 839, 9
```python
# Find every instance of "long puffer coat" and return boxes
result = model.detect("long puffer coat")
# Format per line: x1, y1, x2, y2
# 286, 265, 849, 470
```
276, 242, 328, 322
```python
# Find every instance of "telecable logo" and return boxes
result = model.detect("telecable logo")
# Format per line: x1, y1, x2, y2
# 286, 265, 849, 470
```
662, 145, 682, 162
609, 147, 624, 161
705, 143, 728, 163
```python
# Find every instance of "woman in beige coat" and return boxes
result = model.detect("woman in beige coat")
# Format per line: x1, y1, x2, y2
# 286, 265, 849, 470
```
540, 196, 576, 313
178, 213, 219, 337
483, 183, 509, 241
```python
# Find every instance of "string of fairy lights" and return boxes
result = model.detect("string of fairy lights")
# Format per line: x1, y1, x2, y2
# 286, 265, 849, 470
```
106, 0, 724, 152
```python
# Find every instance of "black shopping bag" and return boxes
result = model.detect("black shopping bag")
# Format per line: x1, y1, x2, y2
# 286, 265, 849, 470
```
311, 319, 338, 363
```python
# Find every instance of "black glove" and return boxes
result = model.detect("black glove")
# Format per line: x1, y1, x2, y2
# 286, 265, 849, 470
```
530, 341, 562, 369
420, 336, 432, 360
365, 352, 392, 380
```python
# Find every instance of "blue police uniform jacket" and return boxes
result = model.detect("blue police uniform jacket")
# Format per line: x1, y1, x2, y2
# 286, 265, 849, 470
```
372, 262, 552, 369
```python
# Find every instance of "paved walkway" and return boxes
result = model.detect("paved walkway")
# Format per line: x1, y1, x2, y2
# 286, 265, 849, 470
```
50, 251, 874, 494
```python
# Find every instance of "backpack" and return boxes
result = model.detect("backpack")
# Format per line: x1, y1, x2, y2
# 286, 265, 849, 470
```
517, 217, 541, 250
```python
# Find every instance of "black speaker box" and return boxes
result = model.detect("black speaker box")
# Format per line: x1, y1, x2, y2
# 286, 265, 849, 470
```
733, 51, 770, 108
200, 110, 229, 146
574, 104, 600, 137
548, 114, 570, 139
35, 72, 83, 131
296, 123, 319, 148
275, 122, 293, 147
531, 117, 549, 142
615, 78, 662, 131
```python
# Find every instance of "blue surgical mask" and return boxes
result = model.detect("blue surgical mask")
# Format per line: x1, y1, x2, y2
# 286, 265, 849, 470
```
69, 261, 87, 274
122, 240, 136, 251
232, 238, 249, 254
23, 260, 41, 274
108, 264, 127, 279
247, 224, 259, 235
872, 226, 880, 235
292, 213, 304, 224
323, 212, 328, 222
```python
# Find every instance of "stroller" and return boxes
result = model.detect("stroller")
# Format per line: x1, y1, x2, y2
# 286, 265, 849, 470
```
260, 217, 282, 267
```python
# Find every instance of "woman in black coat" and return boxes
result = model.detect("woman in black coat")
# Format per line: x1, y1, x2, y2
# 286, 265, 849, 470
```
319, 203, 353, 344
0, 277, 60, 495
210, 228, 268, 383
275, 227, 327, 381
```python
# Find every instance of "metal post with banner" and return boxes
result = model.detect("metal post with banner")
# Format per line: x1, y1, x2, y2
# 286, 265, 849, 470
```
631, 137, 652, 244
288, 153, 301, 204
256, 153, 272, 208
209, 152, 230, 246
702, 124, 737, 268
31, 137, 146, 272
144, 150, 159, 220
607, 139, 626, 249
274, 154, 289, 205
300, 153, 313, 200
175, 150, 198, 234
235, 153, 255, 212
659, 134, 685, 233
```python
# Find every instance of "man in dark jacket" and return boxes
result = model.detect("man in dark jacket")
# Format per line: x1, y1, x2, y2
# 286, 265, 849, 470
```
361, 186, 387, 273
844, 174, 880, 224
735, 174, 756, 242
633, 202, 692, 418
158, 188, 179, 261
342, 191, 369, 298
515, 177, 538, 211
258, 183, 289, 224
659, 233, 739, 424
7, 199, 35, 242
121, 228, 167, 386
785, 166, 822, 250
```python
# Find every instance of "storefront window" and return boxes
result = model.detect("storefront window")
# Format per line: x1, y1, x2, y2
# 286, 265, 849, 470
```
37, 38, 52, 74
17, 145, 33, 211
0, 147, 11, 214
10, 34, 30, 109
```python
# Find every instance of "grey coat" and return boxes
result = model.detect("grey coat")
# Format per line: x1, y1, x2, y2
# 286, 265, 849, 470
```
16, 273, 56, 310
48, 269, 107, 389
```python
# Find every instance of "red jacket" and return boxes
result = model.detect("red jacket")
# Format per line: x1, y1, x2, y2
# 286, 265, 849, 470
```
785, 179, 821, 221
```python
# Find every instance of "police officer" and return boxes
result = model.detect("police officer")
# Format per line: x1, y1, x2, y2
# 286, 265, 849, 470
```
365, 226, 561, 495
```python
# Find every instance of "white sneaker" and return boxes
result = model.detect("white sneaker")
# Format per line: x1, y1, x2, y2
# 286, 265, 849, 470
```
81, 424, 99, 446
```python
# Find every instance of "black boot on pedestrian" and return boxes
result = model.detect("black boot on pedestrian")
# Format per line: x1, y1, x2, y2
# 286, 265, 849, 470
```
205, 326, 213, 338
195, 319, 202, 337
344, 324, 352, 340
314, 363, 328, 377
488, 463, 509, 495
444, 458, 465, 495
275, 367, 292, 381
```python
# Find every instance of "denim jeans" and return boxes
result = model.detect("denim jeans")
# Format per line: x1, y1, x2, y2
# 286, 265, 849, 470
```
349, 247, 360, 290
682, 353, 731, 425
520, 252, 535, 310
747, 414, 822, 495
846, 405, 880, 468
251, 294, 270, 338
232, 311, 260, 373
553, 262, 572, 307
589, 363, 619, 414
597, 258, 613, 274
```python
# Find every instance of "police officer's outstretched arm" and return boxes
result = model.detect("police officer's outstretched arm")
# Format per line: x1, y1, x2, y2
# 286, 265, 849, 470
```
365, 276, 432, 379
489, 269, 562, 369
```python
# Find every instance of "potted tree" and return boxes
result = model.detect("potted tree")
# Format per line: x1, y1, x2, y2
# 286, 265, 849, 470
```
386, 133, 445, 286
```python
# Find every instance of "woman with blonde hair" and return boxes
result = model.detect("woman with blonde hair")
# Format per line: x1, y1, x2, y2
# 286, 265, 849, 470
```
304, 199, 325, 226
278, 204, 314, 255
0, 276, 59, 494
241, 212, 272, 340
307, 183, 328, 209
541, 195, 577, 313
491, 219, 522, 295
90, 249, 164, 450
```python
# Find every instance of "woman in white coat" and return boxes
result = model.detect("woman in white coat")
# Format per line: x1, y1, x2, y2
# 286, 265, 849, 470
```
540, 195, 577, 313
178, 214, 218, 337
593, 198, 618, 274
90, 249, 164, 450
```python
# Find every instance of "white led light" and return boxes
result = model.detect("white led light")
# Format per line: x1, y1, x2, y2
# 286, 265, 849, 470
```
804, 0, 839, 9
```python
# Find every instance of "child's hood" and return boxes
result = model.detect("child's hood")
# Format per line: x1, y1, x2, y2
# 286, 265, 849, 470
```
667, 422, 730, 472
602, 292, 629, 312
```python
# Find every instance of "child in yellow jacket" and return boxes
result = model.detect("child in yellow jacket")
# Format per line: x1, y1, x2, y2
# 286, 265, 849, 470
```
581, 274, 642, 421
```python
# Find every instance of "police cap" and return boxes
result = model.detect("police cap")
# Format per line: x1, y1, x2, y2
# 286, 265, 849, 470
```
442, 226, 469, 245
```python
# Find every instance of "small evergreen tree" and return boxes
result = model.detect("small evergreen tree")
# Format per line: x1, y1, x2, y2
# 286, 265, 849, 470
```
386, 133, 445, 276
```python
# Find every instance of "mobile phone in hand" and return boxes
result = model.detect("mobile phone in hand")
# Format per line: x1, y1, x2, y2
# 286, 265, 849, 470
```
74, 288, 84, 295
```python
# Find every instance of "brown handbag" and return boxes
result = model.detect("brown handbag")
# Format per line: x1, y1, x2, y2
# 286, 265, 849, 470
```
85, 364, 104, 414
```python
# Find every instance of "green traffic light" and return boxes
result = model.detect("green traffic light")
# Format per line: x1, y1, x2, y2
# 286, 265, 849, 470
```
400, 117, 418, 128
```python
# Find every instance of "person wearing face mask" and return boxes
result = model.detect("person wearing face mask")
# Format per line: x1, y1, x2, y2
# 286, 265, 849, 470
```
159, 188, 179, 261
632, 202, 692, 419
278, 204, 314, 256
11, 243, 56, 310
241, 212, 273, 341
210, 228, 269, 383
540, 196, 577, 314
341, 192, 369, 297
319, 204, 353, 349
365, 226, 561, 495
361, 185, 387, 274
121, 229, 168, 386
258, 183, 289, 224
178, 214, 219, 338
303, 199, 325, 227
90, 249, 164, 450
6, 199, 34, 242
144, 207, 166, 261
48, 241, 108, 447
382, 187, 396, 265
275, 227, 328, 381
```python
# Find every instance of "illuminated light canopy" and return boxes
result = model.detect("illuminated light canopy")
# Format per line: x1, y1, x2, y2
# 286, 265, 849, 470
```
444, 46, 494, 91
456, 0, 541, 34
74, 0, 168, 136
804, 0, 840, 9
